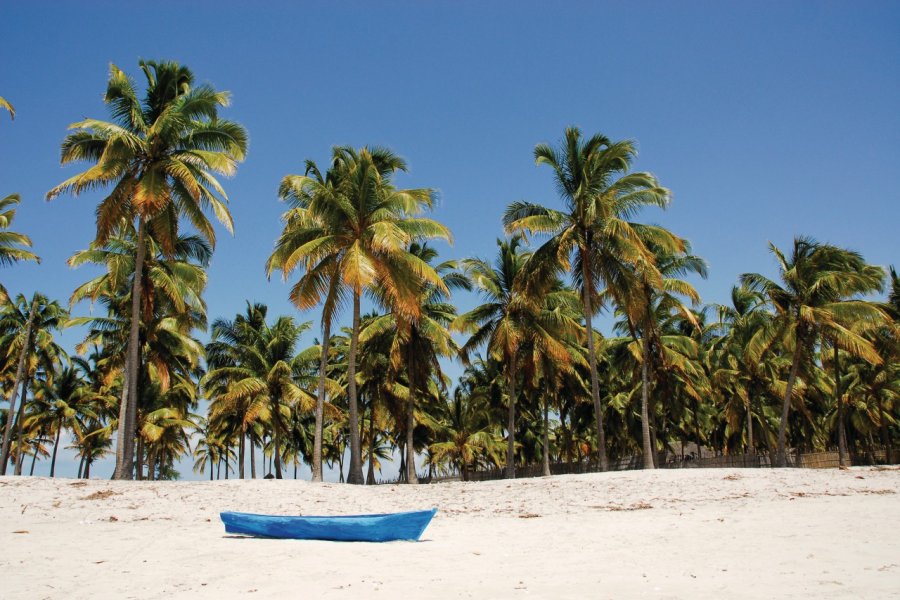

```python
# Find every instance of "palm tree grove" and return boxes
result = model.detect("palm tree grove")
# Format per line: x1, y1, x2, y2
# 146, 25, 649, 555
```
1, 60, 898, 486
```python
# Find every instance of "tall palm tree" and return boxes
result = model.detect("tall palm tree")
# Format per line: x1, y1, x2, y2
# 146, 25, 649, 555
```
268, 146, 450, 484
267, 159, 345, 482
504, 127, 678, 470
0, 193, 40, 303
741, 237, 887, 466
47, 60, 247, 479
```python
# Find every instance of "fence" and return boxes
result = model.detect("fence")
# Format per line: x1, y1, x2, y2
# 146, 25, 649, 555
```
407, 446, 898, 485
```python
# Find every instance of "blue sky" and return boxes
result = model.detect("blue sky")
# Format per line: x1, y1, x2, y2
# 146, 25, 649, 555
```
2, 2, 898, 480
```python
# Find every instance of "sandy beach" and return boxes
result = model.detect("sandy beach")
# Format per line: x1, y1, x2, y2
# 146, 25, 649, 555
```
1, 467, 898, 599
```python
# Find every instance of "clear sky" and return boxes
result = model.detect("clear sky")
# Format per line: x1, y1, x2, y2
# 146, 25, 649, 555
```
2, 1, 898, 480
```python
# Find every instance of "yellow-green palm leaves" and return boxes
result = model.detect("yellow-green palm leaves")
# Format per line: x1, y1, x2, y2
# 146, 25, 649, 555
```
0, 194, 40, 303
268, 146, 452, 484
0, 96, 13, 120
47, 60, 246, 479
741, 236, 888, 465
47, 61, 246, 251
504, 127, 677, 470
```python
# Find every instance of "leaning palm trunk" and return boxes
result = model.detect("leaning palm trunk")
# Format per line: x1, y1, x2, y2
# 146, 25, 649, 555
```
114, 220, 147, 480
345, 292, 364, 484
406, 345, 418, 484
580, 255, 608, 471
0, 297, 37, 474
640, 333, 655, 469
505, 357, 518, 479
13, 380, 30, 475
777, 348, 803, 467
311, 319, 331, 482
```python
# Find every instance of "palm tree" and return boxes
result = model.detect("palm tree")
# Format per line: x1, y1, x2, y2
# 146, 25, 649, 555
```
0, 293, 67, 474
617, 242, 707, 468
268, 146, 450, 484
741, 237, 888, 466
27, 361, 98, 476
68, 229, 211, 477
267, 159, 345, 482
0, 193, 40, 303
361, 243, 468, 483
47, 60, 247, 479
456, 236, 576, 477
504, 127, 678, 470
428, 388, 504, 481
0, 96, 12, 120
204, 303, 316, 479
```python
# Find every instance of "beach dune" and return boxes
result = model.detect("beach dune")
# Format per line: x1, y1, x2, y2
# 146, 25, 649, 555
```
1, 467, 898, 599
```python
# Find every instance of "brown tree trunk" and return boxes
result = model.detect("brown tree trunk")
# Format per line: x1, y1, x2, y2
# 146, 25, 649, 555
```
312, 319, 331, 482
238, 430, 245, 479
0, 296, 37, 474
50, 419, 62, 477
542, 394, 551, 477
746, 395, 754, 457
249, 433, 256, 479
777, 348, 803, 467
834, 345, 850, 467
114, 219, 147, 480
640, 334, 655, 469
505, 356, 517, 479
581, 253, 608, 471
13, 379, 30, 476
346, 292, 364, 484
136, 436, 146, 480
406, 343, 419, 484
273, 410, 283, 479
366, 401, 376, 485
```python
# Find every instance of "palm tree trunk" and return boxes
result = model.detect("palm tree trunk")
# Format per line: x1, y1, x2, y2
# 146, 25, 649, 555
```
273, 413, 283, 479
878, 404, 892, 464
136, 436, 145, 480
312, 319, 331, 482
406, 344, 418, 485
250, 433, 256, 478
346, 291, 364, 484
746, 394, 755, 457
640, 333, 655, 469
114, 219, 147, 480
0, 296, 37, 475
834, 344, 850, 467
29, 446, 38, 475
542, 394, 551, 477
238, 431, 245, 479
777, 348, 803, 467
83, 457, 91, 479
366, 403, 376, 485
50, 418, 63, 477
505, 357, 517, 479
580, 254, 608, 471
13, 379, 30, 476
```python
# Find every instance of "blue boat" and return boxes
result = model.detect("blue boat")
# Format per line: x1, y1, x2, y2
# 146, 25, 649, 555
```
220, 508, 437, 542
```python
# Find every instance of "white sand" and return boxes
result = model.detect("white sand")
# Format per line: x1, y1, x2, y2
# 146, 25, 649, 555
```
1, 467, 898, 599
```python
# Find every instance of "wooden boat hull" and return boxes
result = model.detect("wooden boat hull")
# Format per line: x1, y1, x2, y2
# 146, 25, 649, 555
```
220, 508, 437, 542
